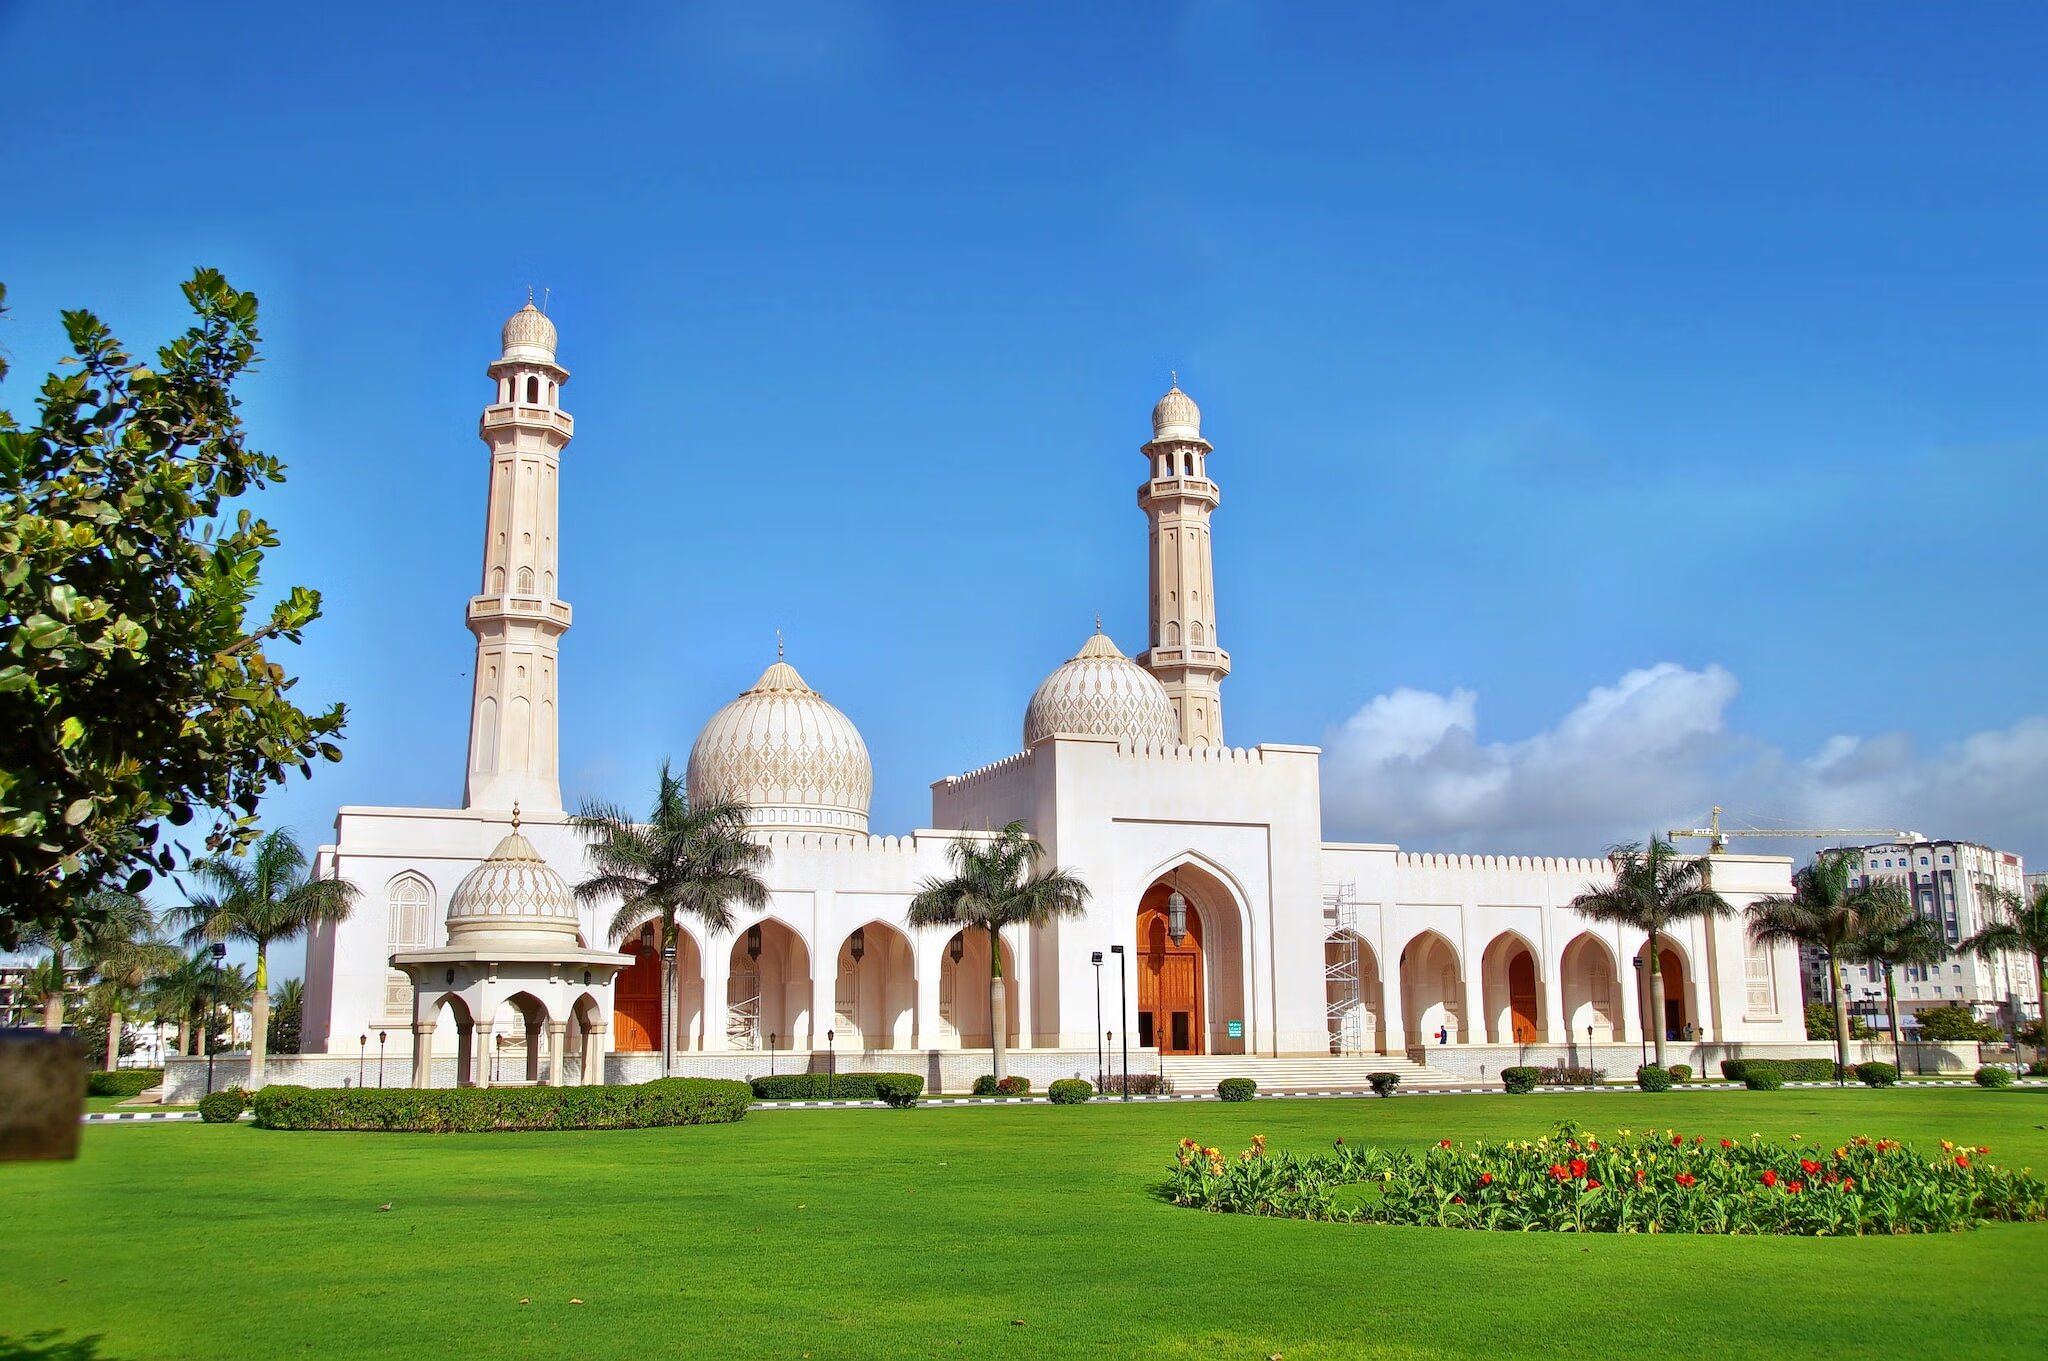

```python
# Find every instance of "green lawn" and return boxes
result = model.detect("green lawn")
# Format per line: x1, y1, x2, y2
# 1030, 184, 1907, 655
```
9, 1089, 2048, 1359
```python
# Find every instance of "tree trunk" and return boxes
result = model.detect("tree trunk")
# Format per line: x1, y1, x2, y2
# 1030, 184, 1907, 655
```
1829, 954, 1851, 1076
105, 1009, 123, 1072
196, 1000, 208, 1058
1648, 930, 1667, 1068
248, 943, 270, 1089
177, 1017, 190, 1057
42, 942, 65, 1031
988, 922, 1007, 1083
1884, 967, 1903, 1073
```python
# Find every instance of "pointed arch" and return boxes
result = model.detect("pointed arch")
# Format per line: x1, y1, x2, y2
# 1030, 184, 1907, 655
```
1561, 931, 1624, 1043
1480, 930, 1543, 1043
1399, 928, 1465, 1045
833, 920, 916, 1051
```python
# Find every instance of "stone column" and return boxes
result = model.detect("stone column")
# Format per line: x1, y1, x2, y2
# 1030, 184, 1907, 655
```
411, 1021, 436, 1089
1011, 927, 1034, 1051
912, 947, 943, 1050
1619, 942, 1645, 1050
456, 1021, 475, 1087
1540, 949, 1566, 1044
471, 1022, 492, 1088
546, 1022, 567, 1086
811, 967, 836, 1055
1381, 960, 1407, 1055
1459, 960, 1483, 1046
702, 951, 730, 1052
583, 1023, 608, 1086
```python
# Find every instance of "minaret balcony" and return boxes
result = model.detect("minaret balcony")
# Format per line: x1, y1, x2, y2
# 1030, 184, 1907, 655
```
468, 594, 573, 629
1136, 478, 1220, 510
480, 404, 575, 439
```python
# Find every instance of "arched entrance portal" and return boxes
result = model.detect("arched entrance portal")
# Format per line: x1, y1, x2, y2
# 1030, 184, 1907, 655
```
1401, 930, 1464, 1045
1636, 941, 1693, 1042
1560, 933, 1623, 1043
729, 919, 811, 1051
1137, 884, 1204, 1054
833, 922, 916, 1051
611, 924, 703, 1053
1481, 934, 1543, 1043
1324, 931, 1383, 1054
937, 930, 1018, 1050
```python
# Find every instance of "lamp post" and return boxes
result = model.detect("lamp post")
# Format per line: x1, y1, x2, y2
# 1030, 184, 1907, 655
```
357, 1033, 367, 1089
745, 926, 763, 1054
1632, 956, 1647, 1070
1091, 951, 1104, 1086
826, 1029, 835, 1099
769, 1032, 776, 1077
205, 942, 227, 1095
1585, 1023, 1593, 1071
849, 928, 866, 1047
1110, 944, 1128, 1100
378, 1030, 388, 1088
661, 942, 678, 1077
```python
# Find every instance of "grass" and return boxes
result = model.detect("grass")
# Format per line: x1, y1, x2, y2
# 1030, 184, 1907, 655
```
8, 1089, 2048, 1359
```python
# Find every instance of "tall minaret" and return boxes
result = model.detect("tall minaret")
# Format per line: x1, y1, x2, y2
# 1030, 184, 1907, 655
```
1136, 378, 1230, 746
463, 296, 573, 811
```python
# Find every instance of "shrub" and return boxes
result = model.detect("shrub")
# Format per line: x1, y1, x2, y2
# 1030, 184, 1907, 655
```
997, 1075, 1031, 1096
252, 1078, 751, 1132
1217, 1078, 1257, 1102
971, 1075, 1000, 1096
1166, 1122, 2048, 1234
1637, 1064, 1672, 1092
1744, 1068, 1786, 1091
1855, 1062, 1898, 1088
749, 1072, 923, 1102
1804, 1000, 1875, 1040
2027, 1061, 2048, 1078
87, 1069, 161, 1099
198, 1087, 247, 1123
1367, 1072, 1400, 1098
1536, 1065, 1606, 1086
1667, 1064, 1693, 1083
1047, 1078, 1092, 1104
1500, 1066, 1540, 1095
871, 1075, 921, 1108
1721, 1058, 1838, 1084
1094, 1071, 1174, 1096
1976, 1065, 2016, 1089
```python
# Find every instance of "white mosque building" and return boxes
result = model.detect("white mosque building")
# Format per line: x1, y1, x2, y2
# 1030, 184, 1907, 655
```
296, 302, 1810, 1092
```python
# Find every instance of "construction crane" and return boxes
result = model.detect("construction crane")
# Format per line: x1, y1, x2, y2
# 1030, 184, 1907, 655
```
1667, 806, 1915, 854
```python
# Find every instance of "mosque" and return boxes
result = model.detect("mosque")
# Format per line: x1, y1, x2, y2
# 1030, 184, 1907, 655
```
299, 302, 1808, 1091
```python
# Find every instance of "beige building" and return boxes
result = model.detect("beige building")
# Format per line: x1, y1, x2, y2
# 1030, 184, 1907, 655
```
1843, 838, 2036, 1030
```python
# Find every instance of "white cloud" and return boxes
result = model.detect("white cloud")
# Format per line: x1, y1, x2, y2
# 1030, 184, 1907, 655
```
1322, 664, 2048, 863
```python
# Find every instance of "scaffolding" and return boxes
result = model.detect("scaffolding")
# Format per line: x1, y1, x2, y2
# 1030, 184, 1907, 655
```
727, 971, 761, 1049
1323, 882, 1365, 1055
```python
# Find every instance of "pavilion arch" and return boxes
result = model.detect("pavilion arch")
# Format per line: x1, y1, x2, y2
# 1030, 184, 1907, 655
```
568, 990, 606, 1086
832, 921, 916, 1051
729, 916, 812, 1050
1134, 855, 1253, 1055
1323, 930, 1384, 1055
610, 921, 705, 1054
412, 991, 476, 1088
1560, 932, 1625, 1044
482, 989, 553, 1085
1400, 929, 1465, 1045
936, 928, 1018, 1051
1479, 930, 1545, 1044
1634, 937, 1699, 1043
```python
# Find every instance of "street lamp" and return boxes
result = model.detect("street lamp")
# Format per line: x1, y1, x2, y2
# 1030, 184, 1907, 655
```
769, 1032, 776, 1077
1109, 944, 1128, 1100
826, 1028, 835, 1099
1091, 951, 1104, 1087
849, 928, 866, 1046
378, 1030, 388, 1088
357, 1033, 367, 1089
205, 942, 227, 1095
1166, 874, 1188, 948
660, 942, 677, 1077
1632, 956, 1647, 1069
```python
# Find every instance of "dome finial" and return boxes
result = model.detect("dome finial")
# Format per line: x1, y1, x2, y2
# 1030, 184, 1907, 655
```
1170, 368, 1179, 391
776, 628, 784, 660
1094, 611, 1102, 634
511, 801, 521, 834
526, 284, 534, 306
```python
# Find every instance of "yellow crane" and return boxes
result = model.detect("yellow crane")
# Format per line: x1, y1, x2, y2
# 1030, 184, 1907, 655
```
1666, 806, 1913, 854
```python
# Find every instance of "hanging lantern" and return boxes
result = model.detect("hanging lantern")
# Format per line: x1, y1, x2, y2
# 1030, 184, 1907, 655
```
948, 933, 965, 964
850, 927, 866, 963
1167, 888, 1188, 948
746, 924, 763, 961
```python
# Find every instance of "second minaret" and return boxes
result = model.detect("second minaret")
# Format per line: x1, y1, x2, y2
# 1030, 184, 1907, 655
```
1137, 379, 1230, 746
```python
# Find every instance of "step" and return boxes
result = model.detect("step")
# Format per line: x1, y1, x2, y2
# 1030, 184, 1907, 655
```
1157, 1055, 1457, 1090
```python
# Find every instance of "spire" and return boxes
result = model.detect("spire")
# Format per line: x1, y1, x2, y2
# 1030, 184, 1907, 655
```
511, 801, 522, 834
776, 628, 785, 660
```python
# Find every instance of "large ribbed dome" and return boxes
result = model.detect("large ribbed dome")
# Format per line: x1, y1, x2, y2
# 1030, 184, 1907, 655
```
687, 659, 873, 834
1023, 629, 1180, 749
500, 299, 558, 365
446, 820, 580, 946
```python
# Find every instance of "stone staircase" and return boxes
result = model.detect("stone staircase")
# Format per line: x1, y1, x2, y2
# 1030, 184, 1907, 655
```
1158, 1053, 1456, 1092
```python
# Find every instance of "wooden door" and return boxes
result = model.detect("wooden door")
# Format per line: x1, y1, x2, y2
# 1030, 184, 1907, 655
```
1508, 952, 1539, 1042
613, 934, 661, 1053
1137, 886, 1205, 1055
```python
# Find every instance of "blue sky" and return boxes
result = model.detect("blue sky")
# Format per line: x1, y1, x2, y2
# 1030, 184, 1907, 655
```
3, 3, 2044, 979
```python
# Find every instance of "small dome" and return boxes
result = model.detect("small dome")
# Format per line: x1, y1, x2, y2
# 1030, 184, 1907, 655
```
500, 300, 558, 365
687, 659, 873, 835
1151, 380, 1204, 444
1024, 629, 1180, 749
446, 821, 580, 946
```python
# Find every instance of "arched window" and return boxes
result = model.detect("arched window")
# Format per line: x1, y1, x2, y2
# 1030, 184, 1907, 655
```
1165, 621, 1180, 645
491, 566, 505, 593
526, 376, 540, 403
1190, 621, 1204, 645
385, 874, 435, 1017
1183, 452, 1193, 474
516, 566, 534, 594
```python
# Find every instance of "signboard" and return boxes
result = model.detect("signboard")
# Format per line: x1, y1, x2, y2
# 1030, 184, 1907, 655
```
1226, 1020, 1244, 1039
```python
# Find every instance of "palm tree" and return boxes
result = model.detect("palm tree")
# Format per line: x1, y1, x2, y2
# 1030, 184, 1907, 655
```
573, 761, 771, 1078
79, 893, 178, 1070
1841, 879, 1947, 1070
171, 828, 358, 1087
268, 976, 306, 1055
1746, 850, 1889, 1076
905, 821, 1090, 1082
19, 889, 163, 1035
1569, 836, 1734, 1068
144, 951, 210, 1056
1962, 880, 2048, 1058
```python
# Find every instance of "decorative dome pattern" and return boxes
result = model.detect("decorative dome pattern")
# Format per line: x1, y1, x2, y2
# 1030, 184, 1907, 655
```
500, 299, 558, 364
687, 660, 873, 834
1023, 629, 1180, 749
1151, 380, 1204, 444
446, 821, 580, 945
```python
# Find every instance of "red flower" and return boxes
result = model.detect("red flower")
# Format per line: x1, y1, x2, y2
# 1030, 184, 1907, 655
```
1672, 1135, 1684, 1148
1787, 1181, 1805, 1194
1693, 1135, 1705, 1146
1334, 1137, 1344, 1147
1842, 1176, 1855, 1190
1549, 1164, 1570, 1181
1569, 1158, 1588, 1178
1955, 1155, 1972, 1169
1585, 1177, 1602, 1189
1721, 1139, 1735, 1149
1761, 1170, 1778, 1187
1675, 1173, 1697, 1188
1440, 1139, 1453, 1148
1977, 1145, 1990, 1155
1634, 1169, 1646, 1184
1800, 1159, 1821, 1175
1585, 1141, 1599, 1152
1451, 1195, 1465, 1205
1479, 1172, 1494, 1186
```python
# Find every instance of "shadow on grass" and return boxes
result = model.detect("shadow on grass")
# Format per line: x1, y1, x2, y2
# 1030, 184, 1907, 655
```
0, 1333, 123, 1360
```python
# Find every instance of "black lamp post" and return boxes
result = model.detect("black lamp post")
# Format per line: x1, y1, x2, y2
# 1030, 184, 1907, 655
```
769, 1032, 776, 1077
1091, 951, 1104, 1086
205, 942, 227, 1095
357, 1033, 367, 1089
826, 1028, 835, 1099
660, 942, 677, 1077
849, 928, 866, 1045
744, 926, 762, 1055
1585, 1023, 1593, 1070
1632, 956, 1647, 1069
378, 1030, 388, 1088
1110, 944, 1128, 1100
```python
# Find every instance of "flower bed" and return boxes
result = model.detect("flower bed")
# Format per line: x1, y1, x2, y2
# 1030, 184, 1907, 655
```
1166, 1121, 2048, 1234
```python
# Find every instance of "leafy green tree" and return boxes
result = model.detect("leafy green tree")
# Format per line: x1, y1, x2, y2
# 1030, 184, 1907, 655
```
144, 950, 212, 1056
906, 821, 1090, 1082
1842, 879, 1948, 1057
1803, 1000, 1874, 1042
1568, 837, 1734, 1068
1962, 881, 2048, 1051
267, 976, 304, 1055
1912, 1004, 2003, 1043
171, 828, 356, 1085
1746, 851, 1886, 1076
572, 762, 770, 1078
17, 887, 163, 1041
0, 270, 346, 951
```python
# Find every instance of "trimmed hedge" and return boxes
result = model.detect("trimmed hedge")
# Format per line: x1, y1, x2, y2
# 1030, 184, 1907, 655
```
749, 1072, 923, 1102
1637, 1064, 1672, 1092
1667, 1064, 1693, 1083
971, 1075, 1031, 1097
1537, 1065, 1606, 1086
1217, 1077, 1257, 1102
1743, 1068, 1786, 1091
1095, 1072, 1174, 1096
1721, 1058, 1839, 1084
872, 1075, 921, 1108
1976, 1065, 2016, 1089
1855, 1062, 1899, 1088
1501, 1066, 1540, 1095
198, 1087, 247, 1123
1047, 1078, 1092, 1104
252, 1078, 751, 1132
1367, 1072, 1400, 1098
88, 1069, 161, 1099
